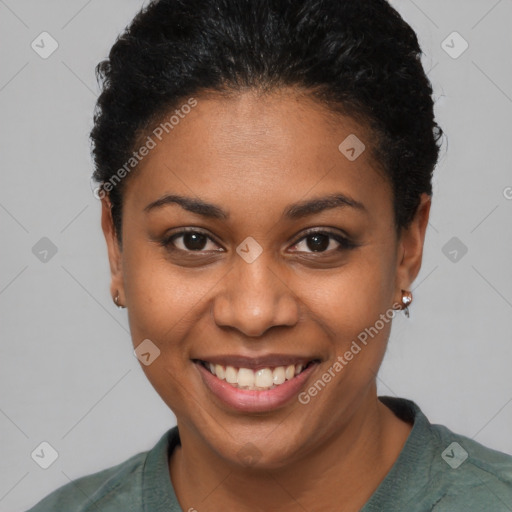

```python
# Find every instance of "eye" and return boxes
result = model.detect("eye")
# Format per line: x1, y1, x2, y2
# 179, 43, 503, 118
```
289, 229, 356, 254
162, 228, 223, 253
161, 228, 357, 255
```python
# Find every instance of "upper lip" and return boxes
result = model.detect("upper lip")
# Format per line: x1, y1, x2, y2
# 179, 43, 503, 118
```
193, 354, 320, 370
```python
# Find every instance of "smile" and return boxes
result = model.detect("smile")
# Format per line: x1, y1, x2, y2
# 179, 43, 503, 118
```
198, 360, 317, 391
193, 357, 321, 412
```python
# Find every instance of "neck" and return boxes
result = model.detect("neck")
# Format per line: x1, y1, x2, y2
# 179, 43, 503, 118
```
169, 389, 412, 512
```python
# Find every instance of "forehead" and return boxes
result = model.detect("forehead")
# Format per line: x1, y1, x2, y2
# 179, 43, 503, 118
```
124, 89, 392, 225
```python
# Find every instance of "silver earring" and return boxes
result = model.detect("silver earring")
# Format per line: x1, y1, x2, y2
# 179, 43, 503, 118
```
113, 292, 125, 309
401, 290, 412, 318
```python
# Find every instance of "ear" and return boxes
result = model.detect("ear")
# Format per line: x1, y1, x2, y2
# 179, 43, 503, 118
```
394, 193, 431, 302
100, 196, 124, 304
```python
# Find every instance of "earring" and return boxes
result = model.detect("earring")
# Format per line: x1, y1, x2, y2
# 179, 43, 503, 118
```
113, 292, 125, 309
401, 290, 412, 318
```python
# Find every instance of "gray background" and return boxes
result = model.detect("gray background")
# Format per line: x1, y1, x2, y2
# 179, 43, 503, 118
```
0, 1, 511, 510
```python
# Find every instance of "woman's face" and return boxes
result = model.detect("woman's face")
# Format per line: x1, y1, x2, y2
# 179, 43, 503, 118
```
102, 88, 429, 468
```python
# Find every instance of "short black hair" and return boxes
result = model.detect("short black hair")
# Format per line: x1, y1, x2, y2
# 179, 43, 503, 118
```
90, 0, 442, 242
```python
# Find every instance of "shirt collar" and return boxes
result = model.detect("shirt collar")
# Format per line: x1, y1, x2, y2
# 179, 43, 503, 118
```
142, 425, 182, 511
361, 396, 434, 511
140, 396, 431, 511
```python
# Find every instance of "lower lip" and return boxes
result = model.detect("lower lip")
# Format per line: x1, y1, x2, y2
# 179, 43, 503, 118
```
195, 361, 318, 413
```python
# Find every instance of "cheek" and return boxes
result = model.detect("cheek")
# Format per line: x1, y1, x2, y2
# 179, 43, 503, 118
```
125, 270, 211, 344
304, 252, 397, 395
343, 254, 397, 375
121, 246, 215, 415
304, 246, 395, 329
123, 239, 227, 358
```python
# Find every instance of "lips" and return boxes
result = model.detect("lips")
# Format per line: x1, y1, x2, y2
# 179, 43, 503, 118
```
193, 355, 320, 412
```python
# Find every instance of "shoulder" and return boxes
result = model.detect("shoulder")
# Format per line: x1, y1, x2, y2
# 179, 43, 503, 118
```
374, 396, 512, 511
428, 423, 512, 510
26, 446, 150, 512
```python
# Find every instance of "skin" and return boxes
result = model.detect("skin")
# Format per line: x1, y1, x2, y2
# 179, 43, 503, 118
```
101, 88, 431, 511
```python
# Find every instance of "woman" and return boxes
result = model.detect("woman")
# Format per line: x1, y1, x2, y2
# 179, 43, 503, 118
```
27, 0, 512, 510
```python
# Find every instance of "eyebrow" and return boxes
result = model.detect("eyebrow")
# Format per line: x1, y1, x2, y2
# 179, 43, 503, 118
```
143, 193, 367, 220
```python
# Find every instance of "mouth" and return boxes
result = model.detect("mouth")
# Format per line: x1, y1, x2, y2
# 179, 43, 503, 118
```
192, 356, 321, 412
195, 359, 318, 391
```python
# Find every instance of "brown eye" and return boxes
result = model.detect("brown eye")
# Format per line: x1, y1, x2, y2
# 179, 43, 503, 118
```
162, 229, 223, 253
290, 230, 357, 254
304, 233, 331, 252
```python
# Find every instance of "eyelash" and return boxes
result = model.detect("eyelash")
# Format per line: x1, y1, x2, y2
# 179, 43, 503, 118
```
160, 227, 357, 255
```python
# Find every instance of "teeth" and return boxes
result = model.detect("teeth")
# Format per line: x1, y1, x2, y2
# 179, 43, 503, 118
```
237, 368, 255, 388
204, 362, 309, 390
255, 368, 273, 388
225, 365, 237, 384
273, 366, 286, 385
215, 364, 225, 380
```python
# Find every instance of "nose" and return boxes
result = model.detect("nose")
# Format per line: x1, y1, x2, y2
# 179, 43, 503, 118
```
212, 254, 300, 338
